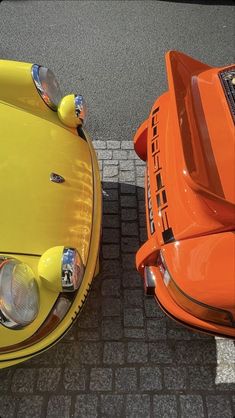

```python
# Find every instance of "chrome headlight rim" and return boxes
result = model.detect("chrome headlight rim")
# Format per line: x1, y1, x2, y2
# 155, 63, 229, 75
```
61, 247, 84, 292
0, 257, 40, 330
31, 64, 62, 111
75, 94, 87, 126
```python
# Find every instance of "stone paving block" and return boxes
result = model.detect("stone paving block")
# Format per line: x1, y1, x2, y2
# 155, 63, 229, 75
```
11, 369, 36, 393
124, 308, 144, 327
136, 165, 145, 176
0, 368, 12, 393
146, 318, 167, 340
232, 395, 235, 416
180, 395, 205, 418
138, 200, 146, 213
103, 342, 125, 365
92, 140, 106, 149
166, 321, 195, 340
215, 364, 235, 388
144, 298, 165, 318
74, 395, 98, 418
103, 201, 119, 214
63, 367, 87, 391
121, 236, 139, 253
103, 228, 120, 243
121, 141, 133, 150
79, 309, 99, 328
103, 165, 118, 178
120, 160, 134, 170
175, 341, 216, 364
90, 368, 113, 391
215, 339, 235, 363
102, 244, 120, 259
103, 214, 120, 228
124, 289, 144, 307
153, 395, 178, 418
122, 271, 143, 288
164, 366, 187, 390
127, 150, 140, 159
121, 195, 137, 208
76, 342, 102, 365
139, 212, 146, 227
100, 394, 124, 416
17, 396, 44, 418
102, 188, 118, 201
127, 342, 148, 363
121, 208, 137, 221
124, 328, 146, 339
206, 395, 233, 418
37, 368, 61, 392
77, 329, 100, 341
140, 366, 162, 391
188, 366, 215, 390
140, 226, 147, 242
122, 222, 139, 236
136, 178, 145, 188
119, 171, 135, 182
0, 395, 15, 418
102, 260, 122, 275
115, 368, 137, 392
51, 343, 77, 367
113, 150, 128, 159
96, 150, 112, 160
107, 140, 121, 149
105, 160, 119, 166
126, 394, 151, 418
149, 341, 174, 364
46, 396, 71, 418
101, 278, 120, 296
102, 297, 121, 317
120, 183, 136, 194
102, 317, 123, 340
122, 254, 136, 270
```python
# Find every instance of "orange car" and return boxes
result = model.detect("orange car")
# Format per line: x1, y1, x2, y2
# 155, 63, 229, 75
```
134, 51, 235, 339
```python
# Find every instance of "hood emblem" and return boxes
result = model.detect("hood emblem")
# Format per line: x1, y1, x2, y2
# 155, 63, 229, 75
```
50, 173, 65, 183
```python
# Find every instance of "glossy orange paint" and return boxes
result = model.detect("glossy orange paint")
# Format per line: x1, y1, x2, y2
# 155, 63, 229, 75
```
134, 51, 235, 338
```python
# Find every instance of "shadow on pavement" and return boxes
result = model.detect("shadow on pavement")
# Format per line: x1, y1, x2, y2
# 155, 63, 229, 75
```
0, 181, 234, 418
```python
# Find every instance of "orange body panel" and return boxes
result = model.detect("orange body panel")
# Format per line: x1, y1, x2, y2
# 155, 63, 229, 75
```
134, 51, 235, 338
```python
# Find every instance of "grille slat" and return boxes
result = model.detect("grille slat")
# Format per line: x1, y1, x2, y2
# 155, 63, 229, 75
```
219, 67, 235, 123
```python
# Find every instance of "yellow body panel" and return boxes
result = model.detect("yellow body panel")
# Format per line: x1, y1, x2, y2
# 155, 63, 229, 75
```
0, 61, 102, 368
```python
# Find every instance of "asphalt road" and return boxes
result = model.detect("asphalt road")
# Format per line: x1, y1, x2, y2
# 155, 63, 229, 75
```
0, 1, 235, 417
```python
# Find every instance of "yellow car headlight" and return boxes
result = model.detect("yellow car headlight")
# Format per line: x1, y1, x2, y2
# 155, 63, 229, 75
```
32, 64, 62, 110
158, 251, 234, 328
0, 258, 39, 329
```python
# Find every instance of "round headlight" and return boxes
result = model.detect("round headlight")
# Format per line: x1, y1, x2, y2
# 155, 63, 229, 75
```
0, 259, 39, 329
62, 248, 84, 292
32, 64, 62, 110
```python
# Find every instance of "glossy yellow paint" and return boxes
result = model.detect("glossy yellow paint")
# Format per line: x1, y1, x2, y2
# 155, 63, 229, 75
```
58, 94, 82, 127
38, 246, 64, 293
0, 60, 102, 367
0, 100, 93, 262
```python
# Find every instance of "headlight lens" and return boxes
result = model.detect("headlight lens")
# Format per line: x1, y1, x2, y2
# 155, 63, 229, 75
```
158, 251, 234, 328
32, 64, 62, 110
0, 259, 39, 329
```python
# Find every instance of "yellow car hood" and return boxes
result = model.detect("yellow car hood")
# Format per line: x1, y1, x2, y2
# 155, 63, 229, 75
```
0, 102, 93, 264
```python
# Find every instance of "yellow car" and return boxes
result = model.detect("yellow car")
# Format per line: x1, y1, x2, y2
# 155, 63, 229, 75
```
0, 60, 102, 368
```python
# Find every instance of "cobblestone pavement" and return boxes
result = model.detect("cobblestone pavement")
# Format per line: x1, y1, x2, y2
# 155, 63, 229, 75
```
0, 1, 235, 417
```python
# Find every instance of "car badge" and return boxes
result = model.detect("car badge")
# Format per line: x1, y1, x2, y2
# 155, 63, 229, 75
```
50, 173, 65, 183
